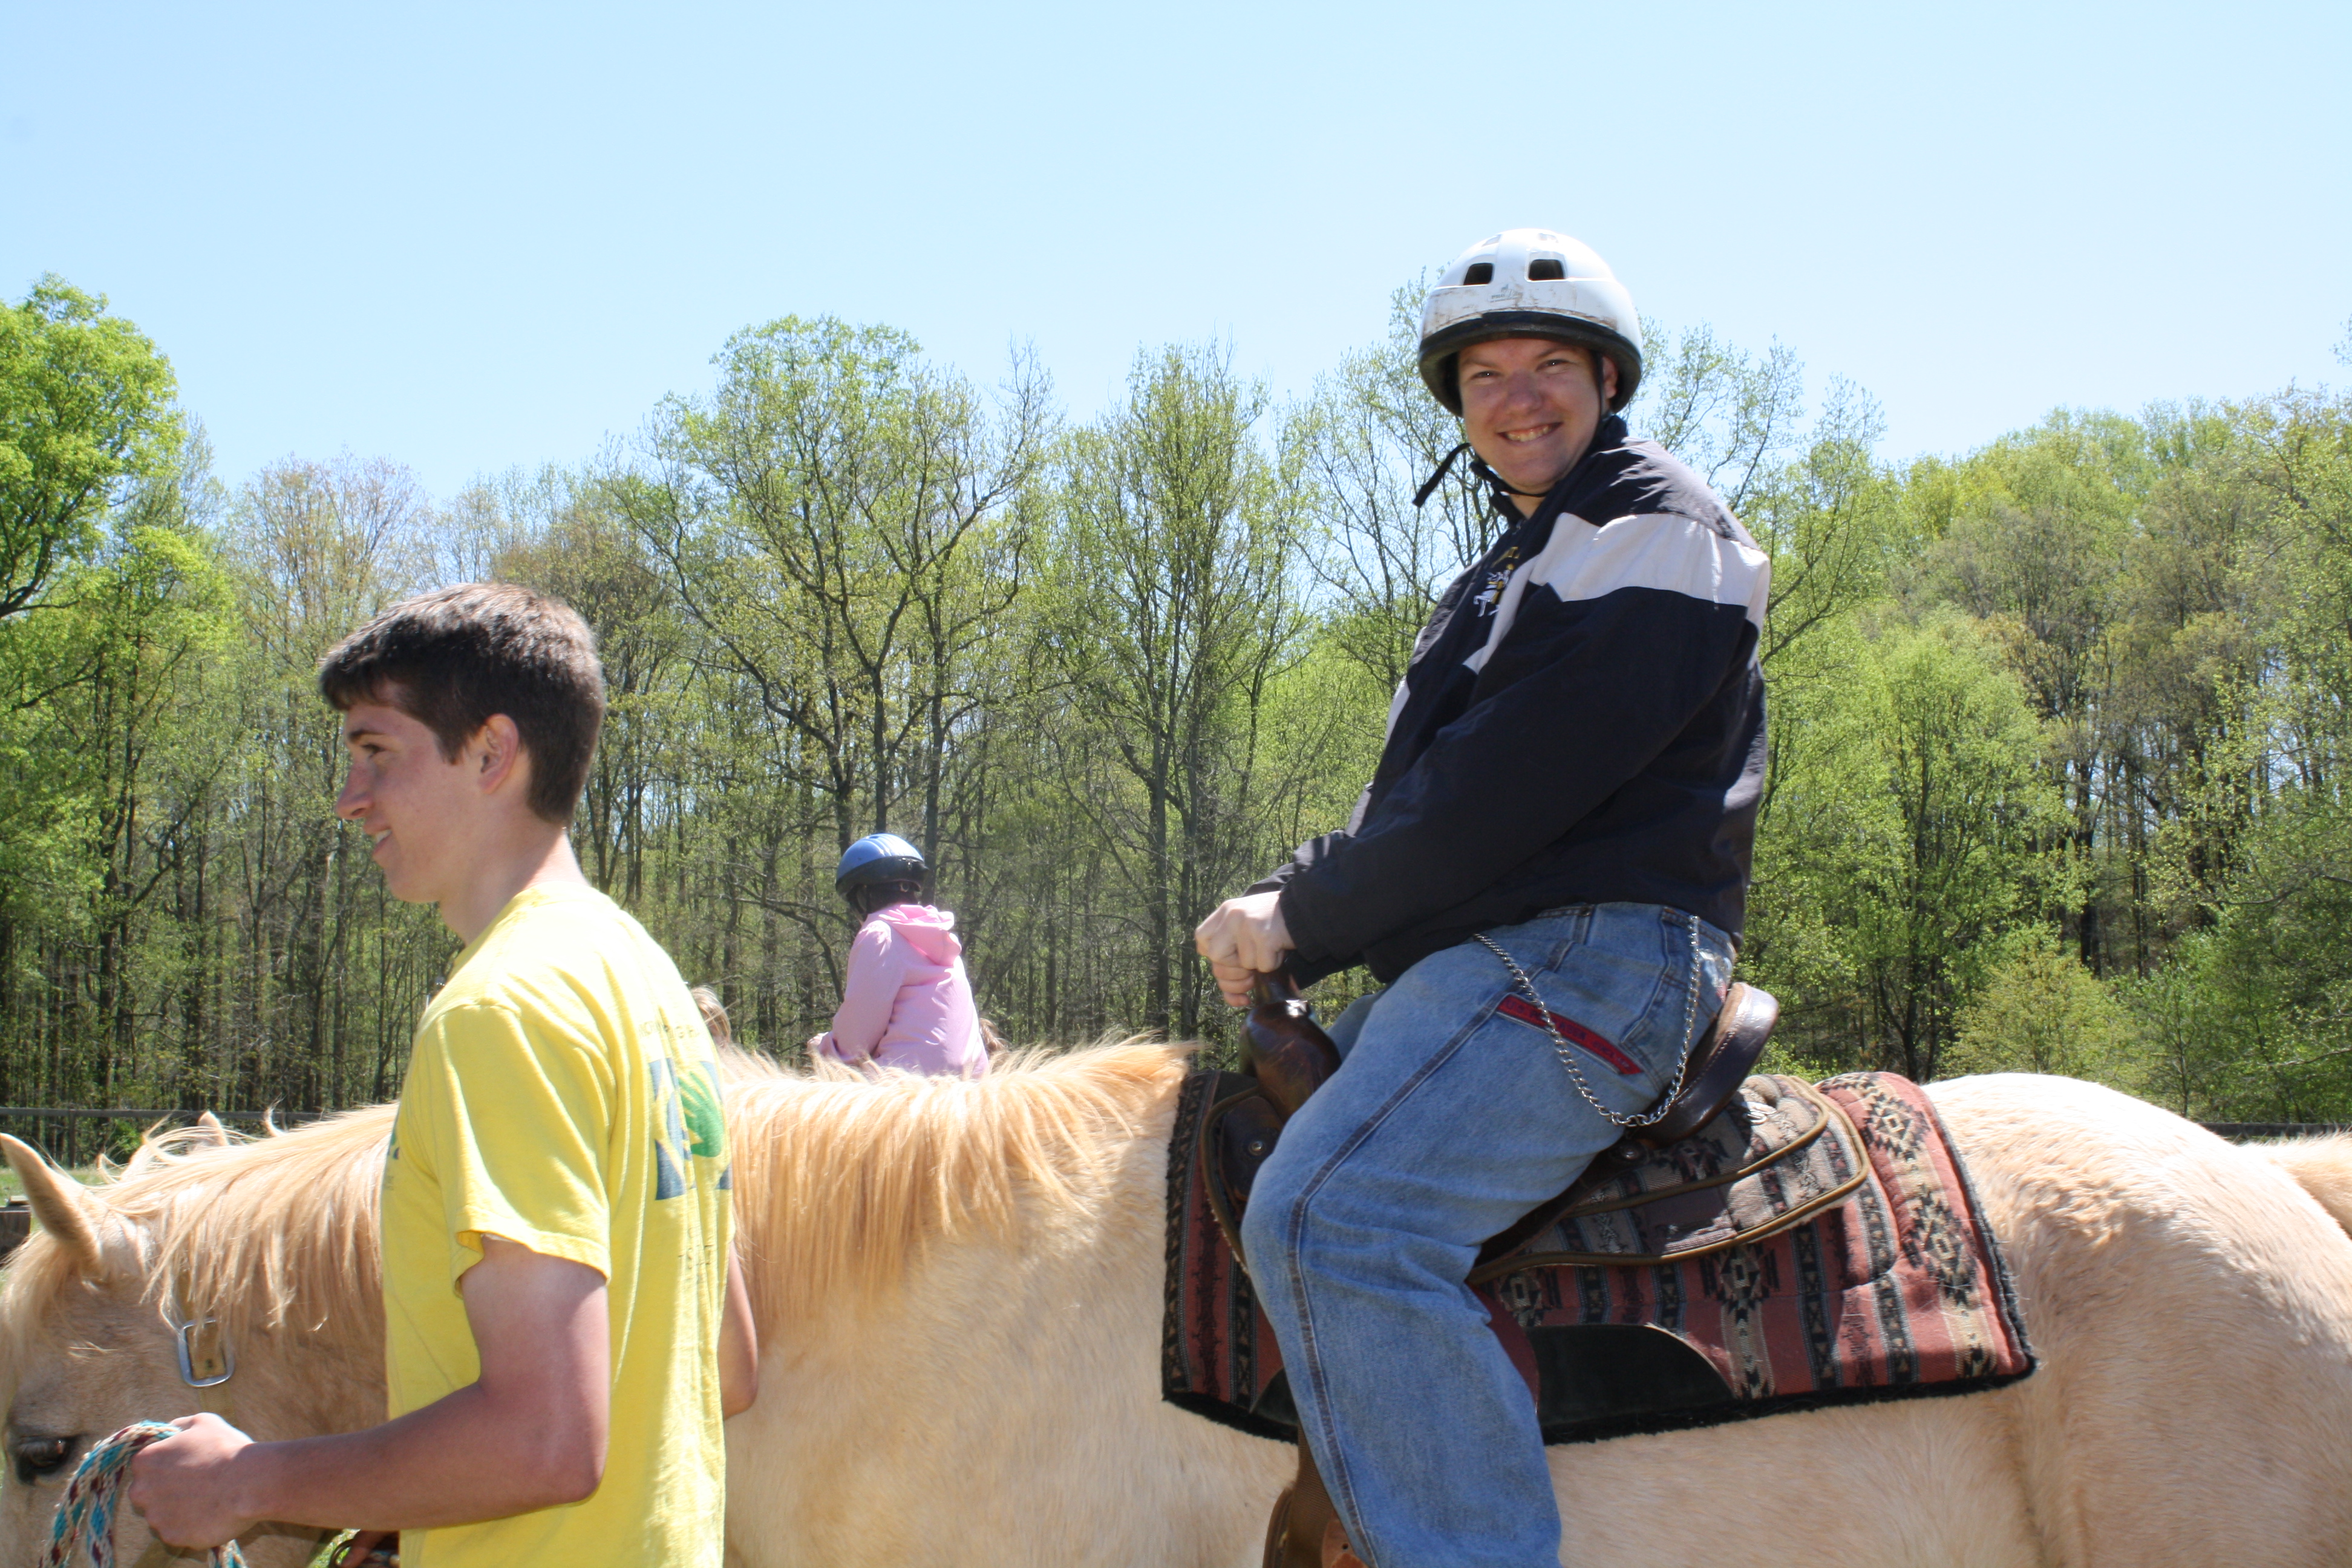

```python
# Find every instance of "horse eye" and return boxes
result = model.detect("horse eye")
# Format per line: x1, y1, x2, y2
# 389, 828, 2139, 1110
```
13, 1436, 76, 1483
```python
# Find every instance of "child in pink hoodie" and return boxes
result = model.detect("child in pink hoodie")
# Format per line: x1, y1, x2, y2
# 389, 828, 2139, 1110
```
815, 833, 988, 1077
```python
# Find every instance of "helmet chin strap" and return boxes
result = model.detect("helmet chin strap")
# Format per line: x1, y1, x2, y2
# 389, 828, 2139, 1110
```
1492, 474, 1555, 499
1412, 443, 1555, 509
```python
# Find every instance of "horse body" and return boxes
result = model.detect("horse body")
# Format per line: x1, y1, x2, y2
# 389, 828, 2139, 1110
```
1531, 1073, 2352, 1568
5, 1052, 2352, 1568
1940, 1074, 2352, 1566
717, 1049, 1284, 1568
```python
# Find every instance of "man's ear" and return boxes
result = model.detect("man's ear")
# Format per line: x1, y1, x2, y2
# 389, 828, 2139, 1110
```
1600, 355, 1619, 406
472, 714, 529, 797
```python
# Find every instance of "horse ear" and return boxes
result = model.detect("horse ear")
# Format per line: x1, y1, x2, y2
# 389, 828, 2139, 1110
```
192, 1111, 230, 1146
1, 1132, 111, 1276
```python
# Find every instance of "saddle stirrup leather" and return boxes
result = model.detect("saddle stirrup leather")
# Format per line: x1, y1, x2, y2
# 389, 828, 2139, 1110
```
1264, 1439, 1364, 1568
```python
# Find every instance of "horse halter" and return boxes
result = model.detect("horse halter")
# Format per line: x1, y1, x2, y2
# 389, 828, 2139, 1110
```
160, 1293, 235, 1389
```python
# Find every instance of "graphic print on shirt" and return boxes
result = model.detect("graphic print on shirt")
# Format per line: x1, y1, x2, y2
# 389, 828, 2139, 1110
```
649, 1052, 728, 1200
1471, 544, 1520, 616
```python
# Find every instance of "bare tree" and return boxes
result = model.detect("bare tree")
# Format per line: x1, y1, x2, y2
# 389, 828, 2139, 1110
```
1042, 342, 1305, 1037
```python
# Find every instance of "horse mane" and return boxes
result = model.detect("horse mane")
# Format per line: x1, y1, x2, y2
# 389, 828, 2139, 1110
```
2253, 1132, 2352, 1241
2, 1040, 1189, 1368
716, 1042, 791, 1083
0, 1108, 394, 1366
726, 1039, 1188, 1325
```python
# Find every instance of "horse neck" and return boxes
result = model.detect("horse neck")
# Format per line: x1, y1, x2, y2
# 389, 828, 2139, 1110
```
118, 1110, 395, 1406
725, 1046, 1190, 1337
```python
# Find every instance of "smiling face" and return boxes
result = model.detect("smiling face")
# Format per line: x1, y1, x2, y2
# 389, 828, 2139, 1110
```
333, 693, 486, 908
1457, 336, 1619, 510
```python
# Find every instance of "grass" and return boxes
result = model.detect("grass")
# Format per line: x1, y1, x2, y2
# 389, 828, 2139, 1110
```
1, 1162, 102, 1203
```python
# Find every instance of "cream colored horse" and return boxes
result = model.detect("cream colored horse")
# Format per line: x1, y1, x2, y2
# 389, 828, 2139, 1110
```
6, 1047, 2352, 1568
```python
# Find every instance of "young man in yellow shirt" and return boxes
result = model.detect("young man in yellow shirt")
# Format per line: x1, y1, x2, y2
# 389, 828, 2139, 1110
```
130, 583, 757, 1566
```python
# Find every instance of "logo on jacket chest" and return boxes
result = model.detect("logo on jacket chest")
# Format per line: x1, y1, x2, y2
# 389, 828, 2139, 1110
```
1472, 545, 1521, 617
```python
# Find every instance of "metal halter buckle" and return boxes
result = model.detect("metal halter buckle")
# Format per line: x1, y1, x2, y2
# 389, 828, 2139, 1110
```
166, 1299, 235, 1388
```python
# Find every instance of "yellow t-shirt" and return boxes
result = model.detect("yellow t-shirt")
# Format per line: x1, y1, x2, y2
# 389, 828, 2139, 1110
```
381, 884, 731, 1568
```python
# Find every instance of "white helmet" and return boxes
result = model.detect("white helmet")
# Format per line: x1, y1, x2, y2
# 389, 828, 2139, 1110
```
1417, 229, 1643, 414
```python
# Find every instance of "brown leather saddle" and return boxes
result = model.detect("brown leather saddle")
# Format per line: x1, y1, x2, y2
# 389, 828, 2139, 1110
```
1231, 971, 1780, 1568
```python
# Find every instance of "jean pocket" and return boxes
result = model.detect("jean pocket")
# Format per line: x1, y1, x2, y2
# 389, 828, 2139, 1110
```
1506, 941, 1673, 1088
1493, 991, 1649, 1077
1583, 912, 1726, 1079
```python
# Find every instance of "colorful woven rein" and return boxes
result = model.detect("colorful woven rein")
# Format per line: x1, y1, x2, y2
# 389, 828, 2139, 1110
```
46, 1421, 248, 1568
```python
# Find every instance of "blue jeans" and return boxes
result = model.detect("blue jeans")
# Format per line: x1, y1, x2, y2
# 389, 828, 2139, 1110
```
1241, 903, 1735, 1568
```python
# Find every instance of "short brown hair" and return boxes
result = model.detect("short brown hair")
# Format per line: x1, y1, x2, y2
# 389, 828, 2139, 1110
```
318, 583, 606, 825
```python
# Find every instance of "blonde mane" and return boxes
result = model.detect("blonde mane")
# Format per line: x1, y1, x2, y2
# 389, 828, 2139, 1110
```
0, 1108, 394, 1368
2, 1041, 1190, 1368
726, 1040, 1188, 1324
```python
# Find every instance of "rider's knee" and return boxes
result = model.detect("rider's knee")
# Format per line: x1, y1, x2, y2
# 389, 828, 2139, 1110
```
1239, 1154, 1311, 1278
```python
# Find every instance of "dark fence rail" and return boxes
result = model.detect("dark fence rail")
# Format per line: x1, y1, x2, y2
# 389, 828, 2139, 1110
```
0, 1106, 331, 1171
2201, 1123, 2352, 1140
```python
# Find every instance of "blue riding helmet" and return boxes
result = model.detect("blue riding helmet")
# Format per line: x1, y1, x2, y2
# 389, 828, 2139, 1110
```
835, 832, 927, 899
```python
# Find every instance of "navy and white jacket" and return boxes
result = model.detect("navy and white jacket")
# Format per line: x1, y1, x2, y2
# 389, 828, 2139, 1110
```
1261, 415, 1770, 985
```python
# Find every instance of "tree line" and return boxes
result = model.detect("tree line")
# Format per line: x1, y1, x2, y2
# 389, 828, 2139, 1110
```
4, 273, 2350, 1136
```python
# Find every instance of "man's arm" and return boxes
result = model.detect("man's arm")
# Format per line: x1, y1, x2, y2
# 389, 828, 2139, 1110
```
720, 1240, 759, 1417
129, 1235, 608, 1549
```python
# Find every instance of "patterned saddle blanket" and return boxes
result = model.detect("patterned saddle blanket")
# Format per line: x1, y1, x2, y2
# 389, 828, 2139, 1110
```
1161, 1069, 2034, 1446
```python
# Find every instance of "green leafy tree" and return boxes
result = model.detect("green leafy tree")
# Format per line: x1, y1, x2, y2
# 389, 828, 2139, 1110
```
1945, 931, 2137, 1085
11, 293, 2352, 1129
0, 277, 183, 619
1756, 614, 2071, 1078
1040, 343, 1306, 1037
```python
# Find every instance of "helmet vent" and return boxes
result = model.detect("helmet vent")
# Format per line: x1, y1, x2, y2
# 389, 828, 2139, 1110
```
1526, 258, 1566, 281
1463, 262, 1494, 285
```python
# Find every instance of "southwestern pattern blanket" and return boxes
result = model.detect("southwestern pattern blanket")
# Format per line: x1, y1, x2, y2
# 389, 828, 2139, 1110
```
1160, 1070, 2034, 1446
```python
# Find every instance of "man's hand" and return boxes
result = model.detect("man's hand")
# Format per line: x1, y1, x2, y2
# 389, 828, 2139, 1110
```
1193, 891, 1293, 1008
127, 1413, 258, 1550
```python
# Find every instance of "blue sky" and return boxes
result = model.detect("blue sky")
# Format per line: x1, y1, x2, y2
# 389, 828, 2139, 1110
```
5, 0, 2347, 500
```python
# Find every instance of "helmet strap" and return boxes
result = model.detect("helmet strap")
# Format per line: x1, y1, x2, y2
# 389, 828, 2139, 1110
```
1411, 443, 1470, 508
1412, 442, 1566, 516
1483, 462, 1553, 500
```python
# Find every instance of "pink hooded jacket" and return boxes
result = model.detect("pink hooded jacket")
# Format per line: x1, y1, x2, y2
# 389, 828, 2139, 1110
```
815, 904, 988, 1077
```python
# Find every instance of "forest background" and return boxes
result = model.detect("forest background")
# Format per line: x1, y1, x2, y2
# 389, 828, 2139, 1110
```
5, 272, 2351, 1137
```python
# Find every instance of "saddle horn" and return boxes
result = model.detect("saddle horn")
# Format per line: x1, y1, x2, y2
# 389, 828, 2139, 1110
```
1243, 972, 1341, 1120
